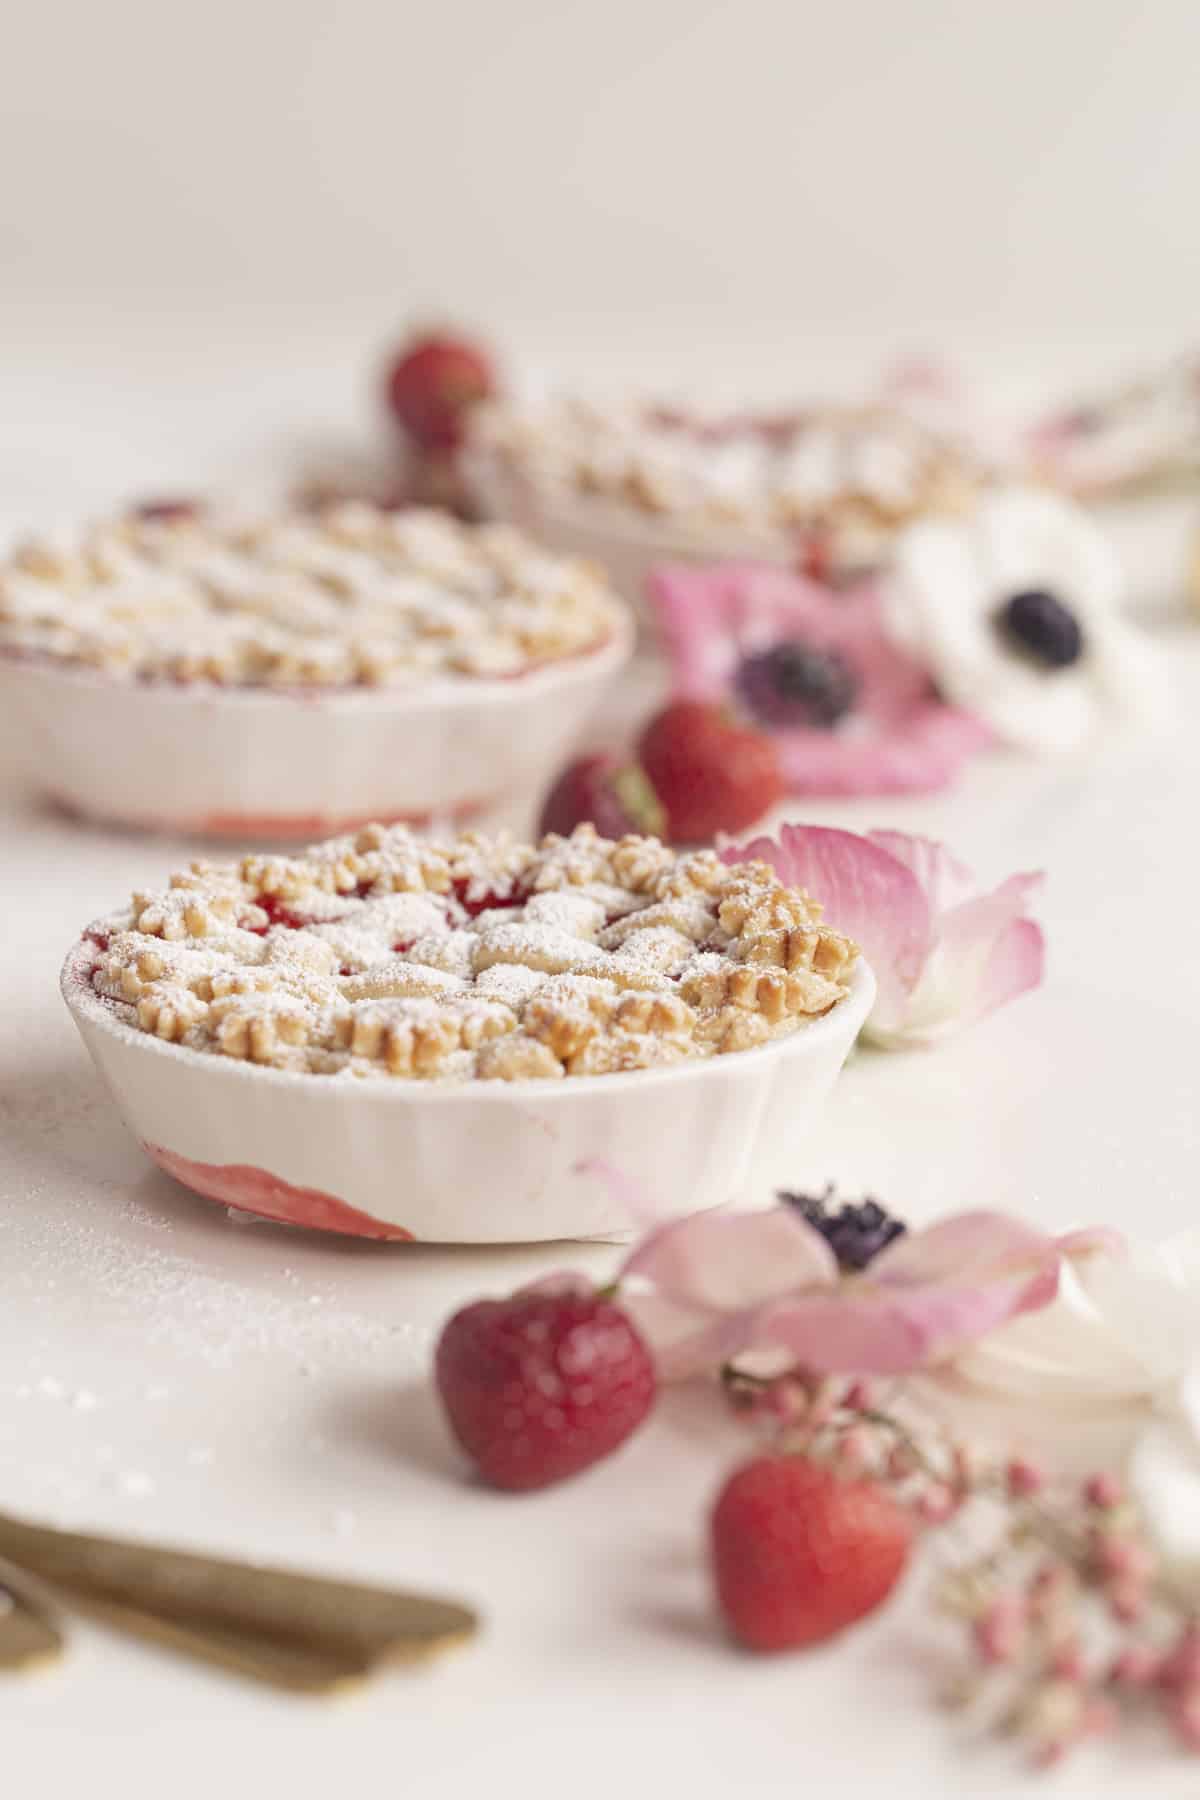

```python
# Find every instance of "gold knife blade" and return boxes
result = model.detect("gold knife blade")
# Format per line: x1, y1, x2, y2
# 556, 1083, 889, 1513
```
0, 1511, 477, 1682
0, 1577, 65, 1673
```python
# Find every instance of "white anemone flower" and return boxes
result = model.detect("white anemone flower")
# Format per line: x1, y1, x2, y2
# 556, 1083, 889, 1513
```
888, 487, 1164, 752
1130, 1366, 1200, 1598
917, 1230, 1200, 1465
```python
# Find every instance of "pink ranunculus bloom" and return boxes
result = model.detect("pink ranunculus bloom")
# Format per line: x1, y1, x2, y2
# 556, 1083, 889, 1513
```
648, 561, 990, 796
618, 1201, 1117, 1382
722, 823, 1045, 1048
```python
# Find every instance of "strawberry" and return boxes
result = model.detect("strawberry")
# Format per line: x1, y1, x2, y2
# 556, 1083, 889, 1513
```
711, 1456, 911, 1651
131, 496, 201, 524
384, 330, 496, 452
538, 754, 665, 841
435, 1291, 657, 1492
637, 701, 783, 844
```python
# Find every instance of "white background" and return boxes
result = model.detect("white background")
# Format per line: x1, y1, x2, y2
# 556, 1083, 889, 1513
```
4, 5, 1200, 1795
5, 0, 1199, 397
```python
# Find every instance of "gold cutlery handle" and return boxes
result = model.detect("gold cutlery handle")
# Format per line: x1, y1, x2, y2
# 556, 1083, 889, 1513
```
0, 1511, 477, 1690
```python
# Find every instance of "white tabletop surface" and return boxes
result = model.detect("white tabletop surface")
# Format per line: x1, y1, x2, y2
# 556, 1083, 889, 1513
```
4, 357, 1200, 1797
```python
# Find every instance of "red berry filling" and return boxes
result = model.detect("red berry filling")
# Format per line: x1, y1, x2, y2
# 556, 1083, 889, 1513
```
451, 876, 530, 919
243, 894, 312, 934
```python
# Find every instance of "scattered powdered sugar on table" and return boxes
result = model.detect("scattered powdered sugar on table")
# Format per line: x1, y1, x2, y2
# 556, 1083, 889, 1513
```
116, 1470, 155, 1498
0, 1189, 402, 1372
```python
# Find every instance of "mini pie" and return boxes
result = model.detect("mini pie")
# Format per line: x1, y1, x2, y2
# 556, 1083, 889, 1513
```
0, 503, 621, 687
84, 823, 861, 1082
471, 395, 979, 548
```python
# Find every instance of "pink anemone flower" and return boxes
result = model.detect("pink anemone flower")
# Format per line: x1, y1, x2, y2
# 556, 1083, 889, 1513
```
723, 823, 1045, 1049
649, 561, 990, 796
617, 1200, 1116, 1382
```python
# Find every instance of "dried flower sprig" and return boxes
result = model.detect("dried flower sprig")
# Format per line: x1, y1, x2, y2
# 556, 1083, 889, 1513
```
720, 1366, 1200, 1767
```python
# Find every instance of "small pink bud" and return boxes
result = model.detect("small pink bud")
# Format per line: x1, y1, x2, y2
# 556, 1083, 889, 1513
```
1026, 1561, 1071, 1622
1050, 1642, 1085, 1682
973, 1594, 1027, 1665
1157, 1627, 1200, 1693
1166, 1689, 1200, 1751
765, 1374, 811, 1420
836, 1426, 872, 1473
1094, 1530, 1154, 1582
1109, 1644, 1161, 1688
1084, 1471, 1124, 1509
1006, 1457, 1044, 1498
841, 1379, 873, 1413
917, 1482, 958, 1525
1109, 1578, 1148, 1624
886, 1443, 917, 1481
805, 1382, 836, 1430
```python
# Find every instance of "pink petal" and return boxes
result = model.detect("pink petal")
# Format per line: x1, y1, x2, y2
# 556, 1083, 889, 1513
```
620, 1205, 838, 1312
1057, 1226, 1127, 1260
868, 1210, 1062, 1288
923, 872, 1046, 1029
967, 915, 1046, 1026
757, 1258, 1058, 1374
775, 705, 989, 797
650, 562, 845, 703
619, 1292, 767, 1381
756, 1210, 1068, 1374
724, 824, 932, 1024
649, 563, 752, 702
864, 831, 978, 915
618, 1205, 839, 1382
572, 1156, 660, 1231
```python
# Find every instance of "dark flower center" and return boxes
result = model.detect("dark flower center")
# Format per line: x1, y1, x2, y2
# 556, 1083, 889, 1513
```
779, 1186, 907, 1272
995, 589, 1085, 671
736, 639, 858, 729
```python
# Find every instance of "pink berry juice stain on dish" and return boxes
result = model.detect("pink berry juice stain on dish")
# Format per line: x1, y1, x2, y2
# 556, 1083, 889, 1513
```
45, 796, 490, 843
196, 800, 488, 842
143, 1144, 415, 1240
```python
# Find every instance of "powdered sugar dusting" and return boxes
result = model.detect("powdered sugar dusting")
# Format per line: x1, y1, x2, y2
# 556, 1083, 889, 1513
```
0, 502, 623, 686
473, 394, 979, 537
80, 821, 861, 1082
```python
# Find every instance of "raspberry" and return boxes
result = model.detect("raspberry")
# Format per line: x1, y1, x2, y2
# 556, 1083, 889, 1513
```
435, 1292, 657, 1491
736, 641, 858, 729
538, 754, 665, 840
995, 590, 1084, 670
780, 1187, 906, 1271
637, 701, 784, 844
711, 1456, 911, 1651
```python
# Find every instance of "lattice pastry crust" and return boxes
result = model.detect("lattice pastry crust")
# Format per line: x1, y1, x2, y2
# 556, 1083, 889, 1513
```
83, 825, 860, 1082
472, 395, 979, 538
0, 504, 622, 686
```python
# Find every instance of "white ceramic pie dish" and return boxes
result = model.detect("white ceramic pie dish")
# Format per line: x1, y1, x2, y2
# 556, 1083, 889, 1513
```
1082, 489, 1199, 620
466, 450, 802, 624
61, 939, 875, 1244
0, 620, 632, 840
